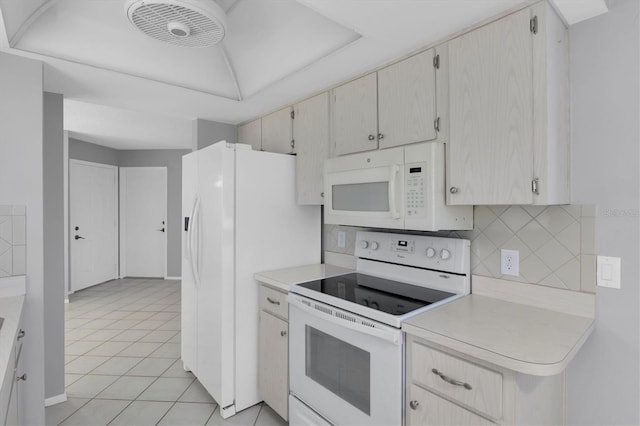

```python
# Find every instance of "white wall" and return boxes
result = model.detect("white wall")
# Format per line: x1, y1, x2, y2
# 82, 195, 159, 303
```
567, 0, 640, 423
0, 52, 45, 424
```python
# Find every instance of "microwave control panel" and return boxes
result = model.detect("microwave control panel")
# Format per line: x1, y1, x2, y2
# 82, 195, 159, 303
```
405, 163, 427, 217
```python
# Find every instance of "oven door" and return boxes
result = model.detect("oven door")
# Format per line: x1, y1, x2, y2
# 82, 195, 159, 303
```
289, 295, 403, 426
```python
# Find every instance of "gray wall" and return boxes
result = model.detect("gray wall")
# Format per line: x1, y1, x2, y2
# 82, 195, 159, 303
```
193, 118, 237, 150
119, 150, 190, 277
567, 1, 640, 424
69, 139, 189, 277
0, 52, 45, 424
69, 137, 119, 166
43, 92, 65, 399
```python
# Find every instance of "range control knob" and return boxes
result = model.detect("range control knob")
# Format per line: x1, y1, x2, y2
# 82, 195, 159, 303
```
361, 240, 369, 249
371, 241, 379, 250
440, 249, 451, 260
425, 247, 436, 258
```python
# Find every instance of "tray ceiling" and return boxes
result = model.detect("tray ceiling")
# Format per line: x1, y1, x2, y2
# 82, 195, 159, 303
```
0, 0, 608, 149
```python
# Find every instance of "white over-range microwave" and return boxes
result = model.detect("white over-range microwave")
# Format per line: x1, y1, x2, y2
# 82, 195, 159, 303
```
324, 142, 472, 231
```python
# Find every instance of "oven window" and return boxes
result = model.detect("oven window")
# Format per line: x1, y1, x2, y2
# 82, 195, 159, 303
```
332, 182, 389, 212
305, 326, 371, 415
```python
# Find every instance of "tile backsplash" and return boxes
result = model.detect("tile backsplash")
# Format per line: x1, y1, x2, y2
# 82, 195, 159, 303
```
324, 204, 596, 294
0, 205, 26, 277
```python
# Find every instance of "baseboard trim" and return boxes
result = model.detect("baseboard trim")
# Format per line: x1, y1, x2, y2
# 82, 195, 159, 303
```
45, 393, 67, 407
165, 276, 182, 280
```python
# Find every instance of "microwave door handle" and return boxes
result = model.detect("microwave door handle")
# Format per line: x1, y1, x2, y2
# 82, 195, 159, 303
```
388, 165, 400, 219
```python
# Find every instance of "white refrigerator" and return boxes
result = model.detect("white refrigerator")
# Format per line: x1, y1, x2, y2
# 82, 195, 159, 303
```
181, 141, 320, 418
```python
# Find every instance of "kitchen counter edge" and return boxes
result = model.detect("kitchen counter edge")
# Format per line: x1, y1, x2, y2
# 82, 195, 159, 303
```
254, 264, 354, 293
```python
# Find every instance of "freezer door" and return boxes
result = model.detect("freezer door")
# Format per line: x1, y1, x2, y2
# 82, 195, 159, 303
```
195, 141, 236, 412
181, 150, 198, 375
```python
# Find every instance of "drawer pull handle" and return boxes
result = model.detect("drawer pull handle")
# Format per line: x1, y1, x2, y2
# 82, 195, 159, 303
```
266, 297, 281, 306
432, 368, 472, 390
16, 373, 27, 382
17, 329, 25, 340
409, 400, 419, 410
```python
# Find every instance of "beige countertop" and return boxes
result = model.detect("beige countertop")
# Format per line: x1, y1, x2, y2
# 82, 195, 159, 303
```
403, 293, 594, 376
254, 263, 354, 292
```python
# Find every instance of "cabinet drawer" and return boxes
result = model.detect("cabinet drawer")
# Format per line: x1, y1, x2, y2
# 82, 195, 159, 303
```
407, 384, 494, 425
411, 342, 503, 420
260, 285, 288, 319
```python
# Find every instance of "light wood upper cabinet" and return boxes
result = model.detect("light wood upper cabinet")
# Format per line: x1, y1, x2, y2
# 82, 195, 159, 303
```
262, 107, 293, 154
332, 73, 379, 156
238, 119, 262, 151
447, 3, 569, 205
294, 92, 330, 205
378, 49, 437, 149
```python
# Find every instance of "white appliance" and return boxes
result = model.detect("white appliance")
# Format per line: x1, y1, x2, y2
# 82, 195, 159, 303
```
324, 142, 473, 231
288, 231, 470, 426
181, 141, 320, 419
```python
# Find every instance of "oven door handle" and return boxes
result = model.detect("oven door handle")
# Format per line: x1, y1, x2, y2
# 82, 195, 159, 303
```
289, 296, 402, 345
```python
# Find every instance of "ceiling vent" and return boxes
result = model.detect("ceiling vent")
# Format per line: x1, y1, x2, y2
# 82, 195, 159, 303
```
125, 0, 227, 48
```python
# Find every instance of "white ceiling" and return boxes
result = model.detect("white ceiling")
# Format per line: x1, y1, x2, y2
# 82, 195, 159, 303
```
0, 0, 608, 149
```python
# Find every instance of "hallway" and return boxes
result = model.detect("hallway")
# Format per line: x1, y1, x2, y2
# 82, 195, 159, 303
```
45, 278, 285, 426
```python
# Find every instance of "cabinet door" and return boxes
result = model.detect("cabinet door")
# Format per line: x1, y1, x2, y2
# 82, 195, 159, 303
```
259, 311, 288, 421
378, 49, 437, 149
407, 385, 494, 426
447, 8, 534, 205
332, 73, 378, 156
294, 92, 330, 205
238, 119, 262, 151
262, 107, 293, 154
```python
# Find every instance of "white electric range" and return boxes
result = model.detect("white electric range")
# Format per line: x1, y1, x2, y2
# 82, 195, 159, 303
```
288, 231, 470, 426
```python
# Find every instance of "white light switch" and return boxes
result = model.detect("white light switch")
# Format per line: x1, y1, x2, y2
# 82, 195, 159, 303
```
597, 256, 621, 289
337, 231, 346, 248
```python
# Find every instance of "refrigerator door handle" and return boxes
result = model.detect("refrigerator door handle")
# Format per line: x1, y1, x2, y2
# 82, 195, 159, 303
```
190, 197, 201, 287
186, 198, 197, 262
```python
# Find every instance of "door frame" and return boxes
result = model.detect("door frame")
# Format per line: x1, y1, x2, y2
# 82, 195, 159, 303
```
119, 166, 168, 279
68, 159, 119, 292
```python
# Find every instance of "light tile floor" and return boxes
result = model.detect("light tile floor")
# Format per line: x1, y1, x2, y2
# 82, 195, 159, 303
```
46, 278, 287, 426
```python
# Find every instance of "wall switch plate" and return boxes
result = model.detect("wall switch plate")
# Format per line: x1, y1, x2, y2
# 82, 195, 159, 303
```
501, 249, 519, 276
597, 256, 621, 289
337, 231, 346, 248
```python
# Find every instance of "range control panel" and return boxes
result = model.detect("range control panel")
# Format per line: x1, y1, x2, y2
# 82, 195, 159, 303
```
354, 231, 470, 275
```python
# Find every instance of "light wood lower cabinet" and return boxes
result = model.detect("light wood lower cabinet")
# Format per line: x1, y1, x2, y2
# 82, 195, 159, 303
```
1, 317, 25, 425
258, 285, 289, 421
407, 384, 495, 426
406, 334, 564, 425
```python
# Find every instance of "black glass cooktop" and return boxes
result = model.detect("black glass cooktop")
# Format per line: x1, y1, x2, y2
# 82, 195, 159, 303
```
297, 273, 455, 316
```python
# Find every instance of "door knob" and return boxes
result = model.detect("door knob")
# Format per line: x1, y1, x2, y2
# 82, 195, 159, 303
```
157, 228, 165, 232
74, 226, 79, 231
74, 235, 85, 240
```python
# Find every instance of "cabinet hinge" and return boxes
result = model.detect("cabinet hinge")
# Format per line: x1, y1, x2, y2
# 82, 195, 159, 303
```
531, 178, 540, 195
290, 139, 295, 150
290, 110, 295, 119
433, 54, 440, 69
530, 16, 538, 34
434, 117, 441, 132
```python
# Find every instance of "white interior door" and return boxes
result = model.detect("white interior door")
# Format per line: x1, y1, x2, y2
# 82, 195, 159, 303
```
120, 167, 167, 278
69, 160, 118, 292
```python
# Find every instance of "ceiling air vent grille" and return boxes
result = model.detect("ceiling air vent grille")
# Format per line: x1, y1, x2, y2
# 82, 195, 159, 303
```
126, 0, 227, 48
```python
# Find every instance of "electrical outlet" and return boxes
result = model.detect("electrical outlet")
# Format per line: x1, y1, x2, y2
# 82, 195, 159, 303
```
501, 249, 519, 276
337, 231, 346, 248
